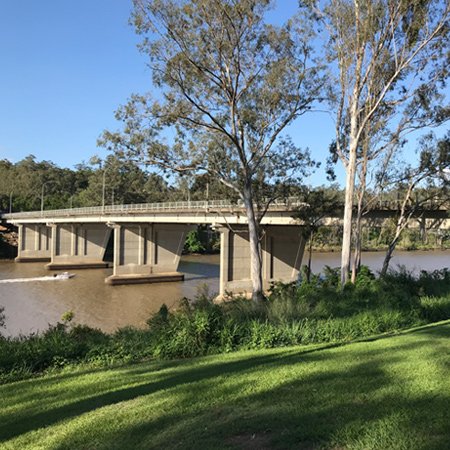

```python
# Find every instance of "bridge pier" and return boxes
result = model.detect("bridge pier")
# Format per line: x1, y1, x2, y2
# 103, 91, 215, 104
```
46, 224, 111, 270
15, 224, 52, 262
105, 223, 195, 285
218, 225, 305, 296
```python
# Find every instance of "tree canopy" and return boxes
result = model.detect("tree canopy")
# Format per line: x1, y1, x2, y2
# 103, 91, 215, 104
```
100, 0, 323, 300
303, 0, 450, 286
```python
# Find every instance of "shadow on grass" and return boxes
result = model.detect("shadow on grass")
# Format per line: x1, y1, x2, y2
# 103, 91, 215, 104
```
3, 323, 450, 450
0, 351, 307, 442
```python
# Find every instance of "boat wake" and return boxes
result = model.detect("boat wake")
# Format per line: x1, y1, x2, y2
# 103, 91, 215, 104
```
0, 276, 59, 284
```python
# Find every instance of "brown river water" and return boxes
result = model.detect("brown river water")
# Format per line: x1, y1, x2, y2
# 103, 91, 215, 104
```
0, 250, 449, 337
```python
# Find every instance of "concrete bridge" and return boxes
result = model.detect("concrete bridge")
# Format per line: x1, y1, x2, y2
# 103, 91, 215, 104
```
2, 199, 450, 295
1, 200, 309, 296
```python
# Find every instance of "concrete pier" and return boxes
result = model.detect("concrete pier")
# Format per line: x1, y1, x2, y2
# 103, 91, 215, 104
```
46, 224, 111, 270
219, 225, 305, 296
15, 224, 52, 262
105, 223, 195, 285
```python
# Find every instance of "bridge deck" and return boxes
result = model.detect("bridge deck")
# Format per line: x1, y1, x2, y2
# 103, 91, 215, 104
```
1, 199, 305, 226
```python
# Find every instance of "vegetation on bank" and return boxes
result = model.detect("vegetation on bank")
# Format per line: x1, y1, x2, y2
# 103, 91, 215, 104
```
308, 225, 450, 253
1, 321, 450, 450
2, 267, 450, 385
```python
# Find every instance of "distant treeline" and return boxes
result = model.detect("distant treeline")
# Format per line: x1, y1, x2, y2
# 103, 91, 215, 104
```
2, 155, 450, 254
0, 155, 238, 213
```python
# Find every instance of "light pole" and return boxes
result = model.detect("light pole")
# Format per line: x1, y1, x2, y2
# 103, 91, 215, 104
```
41, 181, 55, 215
102, 169, 106, 213
9, 191, 12, 214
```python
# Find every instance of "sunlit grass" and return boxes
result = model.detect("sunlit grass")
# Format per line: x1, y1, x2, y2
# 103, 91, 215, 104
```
1, 321, 450, 449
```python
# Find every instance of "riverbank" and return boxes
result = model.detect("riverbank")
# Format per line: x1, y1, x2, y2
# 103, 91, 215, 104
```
2, 264, 450, 384
0, 229, 17, 260
2, 320, 450, 450
2, 250, 450, 338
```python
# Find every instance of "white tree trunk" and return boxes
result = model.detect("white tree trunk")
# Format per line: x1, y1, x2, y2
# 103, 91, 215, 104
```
243, 183, 264, 303
341, 146, 357, 288
351, 205, 363, 283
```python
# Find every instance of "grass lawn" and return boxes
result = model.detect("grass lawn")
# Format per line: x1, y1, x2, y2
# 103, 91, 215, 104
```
1, 322, 450, 450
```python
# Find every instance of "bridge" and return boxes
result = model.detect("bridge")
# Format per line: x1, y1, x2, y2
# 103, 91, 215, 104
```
1, 200, 308, 295
2, 199, 450, 295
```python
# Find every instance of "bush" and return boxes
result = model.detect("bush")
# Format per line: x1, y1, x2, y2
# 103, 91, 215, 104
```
184, 229, 206, 254
2, 267, 450, 385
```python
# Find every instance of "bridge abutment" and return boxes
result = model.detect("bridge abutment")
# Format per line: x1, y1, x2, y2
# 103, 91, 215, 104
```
105, 223, 195, 285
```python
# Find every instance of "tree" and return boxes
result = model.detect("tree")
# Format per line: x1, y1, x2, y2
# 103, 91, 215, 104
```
293, 185, 342, 281
380, 132, 450, 275
305, 0, 450, 288
100, 0, 322, 301
350, 132, 396, 282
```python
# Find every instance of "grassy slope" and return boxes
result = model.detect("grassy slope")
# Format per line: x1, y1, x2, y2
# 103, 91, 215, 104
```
1, 322, 450, 450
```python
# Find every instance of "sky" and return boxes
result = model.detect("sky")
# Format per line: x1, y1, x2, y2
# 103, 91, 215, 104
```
0, 0, 341, 186
1, 0, 441, 188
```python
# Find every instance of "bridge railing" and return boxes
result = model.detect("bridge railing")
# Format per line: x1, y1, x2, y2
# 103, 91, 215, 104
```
1, 198, 304, 220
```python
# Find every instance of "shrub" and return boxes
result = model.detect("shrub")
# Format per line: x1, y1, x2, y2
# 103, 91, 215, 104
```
2, 267, 450, 385
184, 229, 206, 254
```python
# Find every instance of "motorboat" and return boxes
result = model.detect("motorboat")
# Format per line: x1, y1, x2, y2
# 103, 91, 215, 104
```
54, 272, 76, 279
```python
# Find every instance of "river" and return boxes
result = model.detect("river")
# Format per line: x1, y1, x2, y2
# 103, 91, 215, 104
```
0, 250, 449, 337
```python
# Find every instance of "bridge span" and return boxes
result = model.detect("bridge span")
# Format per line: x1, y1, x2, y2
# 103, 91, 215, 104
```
2, 199, 450, 295
1, 200, 308, 295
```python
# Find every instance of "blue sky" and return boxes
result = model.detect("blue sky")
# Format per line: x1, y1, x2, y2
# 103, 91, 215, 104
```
0, 0, 340, 186
0, 1, 149, 165
4, 0, 441, 188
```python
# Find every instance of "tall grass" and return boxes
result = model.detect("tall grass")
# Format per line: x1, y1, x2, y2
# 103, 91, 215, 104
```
2, 267, 450, 384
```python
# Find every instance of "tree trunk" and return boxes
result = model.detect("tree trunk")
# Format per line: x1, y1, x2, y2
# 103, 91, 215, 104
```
307, 231, 314, 282
351, 206, 363, 283
380, 223, 404, 276
341, 147, 357, 288
243, 183, 263, 303
381, 241, 396, 276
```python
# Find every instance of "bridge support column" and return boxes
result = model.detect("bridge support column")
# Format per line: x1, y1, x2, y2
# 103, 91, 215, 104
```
46, 223, 111, 270
105, 223, 195, 285
219, 225, 305, 296
15, 224, 52, 262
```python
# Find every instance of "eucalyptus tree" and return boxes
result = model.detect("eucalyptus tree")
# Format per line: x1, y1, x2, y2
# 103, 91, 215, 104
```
303, 0, 450, 287
293, 185, 341, 282
100, 0, 322, 301
380, 132, 450, 275
351, 130, 396, 282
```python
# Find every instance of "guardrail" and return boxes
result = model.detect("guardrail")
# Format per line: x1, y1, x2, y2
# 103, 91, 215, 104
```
0, 198, 305, 220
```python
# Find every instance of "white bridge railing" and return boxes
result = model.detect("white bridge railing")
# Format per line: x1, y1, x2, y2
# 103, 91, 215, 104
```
1, 198, 304, 220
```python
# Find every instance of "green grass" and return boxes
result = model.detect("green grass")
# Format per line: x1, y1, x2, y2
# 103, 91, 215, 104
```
2, 321, 450, 450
